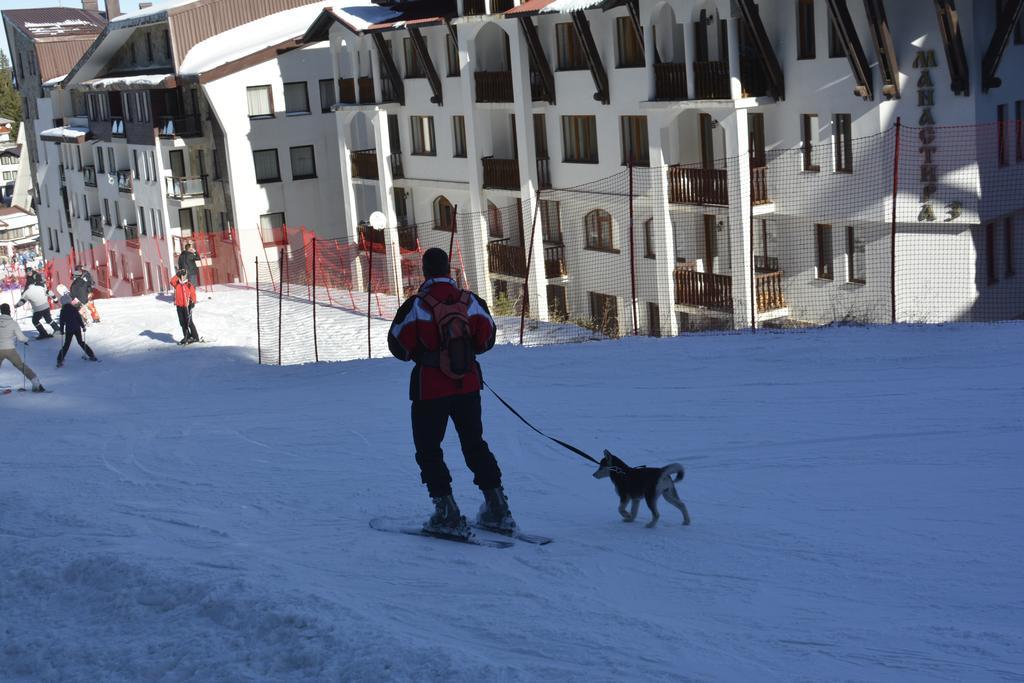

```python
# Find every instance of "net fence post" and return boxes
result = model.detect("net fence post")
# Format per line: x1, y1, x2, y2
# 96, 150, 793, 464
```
367, 227, 373, 360
890, 117, 902, 325
750, 151, 757, 332
628, 158, 639, 336
519, 197, 542, 346
312, 237, 319, 363
278, 248, 284, 366
256, 257, 262, 365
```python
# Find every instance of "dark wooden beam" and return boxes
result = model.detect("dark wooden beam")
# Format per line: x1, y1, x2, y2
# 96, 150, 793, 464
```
736, 0, 785, 100
933, 0, 970, 95
445, 19, 458, 49
825, 0, 873, 99
519, 16, 555, 104
862, 0, 900, 99
571, 11, 609, 104
408, 27, 444, 105
372, 33, 405, 106
625, 0, 646, 65
982, 0, 1024, 91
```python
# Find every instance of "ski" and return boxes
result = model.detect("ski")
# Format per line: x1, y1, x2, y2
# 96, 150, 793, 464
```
471, 524, 553, 545
81, 356, 100, 362
369, 518, 514, 549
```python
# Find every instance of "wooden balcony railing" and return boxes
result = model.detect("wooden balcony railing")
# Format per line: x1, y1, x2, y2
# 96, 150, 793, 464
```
339, 78, 357, 104
464, 0, 485, 15
482, 156, 519, 190
674, 268, 733, 310
357, 225, 386, 252
475, 71, 514, 103
668, 166, 728, 205
693, 61, 731, 99
158, 115, 202, 138
756, 271, 785, 313
116, 169, 133, 193
83, 165, 97, 187
751, 166, 770, 205
398, 225, 418, 252
351, 148, 379, 179
544, 243, 567, 278
654, 62, 687, 100
537, 157, 551, 189
488, 239, 528, 278
89, 214, 103, 238
166, 175, 208, 199
358, 77, 375, 104
491, 0, 514, 11
123, 223, 140, 247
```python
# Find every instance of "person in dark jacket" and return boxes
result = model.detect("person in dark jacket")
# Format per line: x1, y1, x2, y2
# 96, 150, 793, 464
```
177, 242, 200, 287
387, 247, 515, 538
171, 268, 199, 344
69, 265, 100, 324
23, 267, 44, 290
56, 295, 97, 367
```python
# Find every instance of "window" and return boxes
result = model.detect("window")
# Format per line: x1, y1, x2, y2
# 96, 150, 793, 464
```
411, 116, 436, 155
616, 16, 644, 68
585, 209, 614, 252
620, 116, 649, 166
797, 0, 816, 60
644, 218, 655, 258
433, 196, 455, 232
247, 85, 273, 118
138, 206, 148, 236
647, 302, 661, 337
846, 225, 865, 283
146, 33, 154, 62
96, 147, 105, 174
179, 208, 194, 234
452, 116, 467, 158
132, 149, 140, 180
290, 145, 317, 180
987, 223, 998, 284
816, 223, 834, 279
1006, 217, 1015, 277
589, 292, 619, 337
284, 82, 310, 114
253, 149, 281, 183
260, 212, 287, 245
833, 113, 852, 173
997, 104, 1008, 167
487, 202, 504, 239
556, 23, 587, 70
446, 34, 459, 77
540, 200, 561, 243
562, 115, 598, 163
828, 14, 846, 58
155, 210, 164, 239
1017, 101, 1023, 163
107, 148, 114, 172
404, 38, 425, 78
319, 79, 335, 113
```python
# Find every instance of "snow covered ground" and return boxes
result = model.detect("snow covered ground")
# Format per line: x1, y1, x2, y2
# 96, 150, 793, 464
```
2, 286, 1022, 682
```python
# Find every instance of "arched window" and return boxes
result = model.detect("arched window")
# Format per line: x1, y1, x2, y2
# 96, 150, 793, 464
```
584, 209, 614, 251
487, 201, 504, 239
433, 196, 455, 232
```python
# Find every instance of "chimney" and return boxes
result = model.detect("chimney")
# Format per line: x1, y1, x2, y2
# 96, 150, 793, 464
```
82, 0, 99, 11
139, 2, 153, 7
105, 0, 123, 19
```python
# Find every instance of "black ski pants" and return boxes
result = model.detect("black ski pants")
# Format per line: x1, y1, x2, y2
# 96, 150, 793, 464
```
32, 309, 59, 336
177, 304, 198, 341
58, 330, 95, 363
411, 391, 502, 499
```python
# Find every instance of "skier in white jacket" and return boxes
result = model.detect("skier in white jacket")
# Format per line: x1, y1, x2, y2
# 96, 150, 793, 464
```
0, 303, 46, 392
16, 283, 60, 339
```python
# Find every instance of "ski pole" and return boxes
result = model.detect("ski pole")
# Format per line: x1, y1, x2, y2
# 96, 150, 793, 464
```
22, 339, 28, 392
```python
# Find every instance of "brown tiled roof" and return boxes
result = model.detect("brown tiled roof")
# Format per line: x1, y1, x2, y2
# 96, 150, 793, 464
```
1, 8, 105, 42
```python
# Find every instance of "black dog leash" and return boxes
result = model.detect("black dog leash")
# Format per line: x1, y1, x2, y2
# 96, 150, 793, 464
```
483, 381, 601, 465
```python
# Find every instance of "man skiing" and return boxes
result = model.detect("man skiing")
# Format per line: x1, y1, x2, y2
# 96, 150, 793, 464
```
23, 266, 44, 289
56, 295, 97, 367
387, 247, 515, 538
170, 268, 199, 344
16, 282, 60, 339
70, 265, 101, 324
0, 303, 46, 392
178, 242, 200, 288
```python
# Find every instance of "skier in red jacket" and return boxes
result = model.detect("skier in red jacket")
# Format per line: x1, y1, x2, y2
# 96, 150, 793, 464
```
388, 248, 515, 538
170, 268, 199, 344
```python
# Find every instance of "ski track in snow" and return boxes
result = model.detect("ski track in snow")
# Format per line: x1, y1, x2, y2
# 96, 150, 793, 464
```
2, 286, 1023, 682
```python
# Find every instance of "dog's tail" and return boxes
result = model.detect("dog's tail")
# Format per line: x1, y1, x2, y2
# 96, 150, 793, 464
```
664, 463, 685, 482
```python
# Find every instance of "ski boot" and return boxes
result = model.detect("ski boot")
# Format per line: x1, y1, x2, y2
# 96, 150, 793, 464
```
476, 487, 517, 533
423, 495, 471, 539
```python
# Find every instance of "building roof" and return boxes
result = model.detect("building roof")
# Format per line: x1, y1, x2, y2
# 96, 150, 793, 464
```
303, 0, 454, 41
1, 8, 105, 42
0, 145, 22, 159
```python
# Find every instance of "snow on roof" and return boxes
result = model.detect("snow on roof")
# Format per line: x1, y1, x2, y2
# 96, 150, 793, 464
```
110, 0, 199, 25
178, 1, 341, 76
328, 3, 403, 32
39, 126, 91, 143
538, 0, 605, 13
43, 74, 68, 87
81, 73, 176, 89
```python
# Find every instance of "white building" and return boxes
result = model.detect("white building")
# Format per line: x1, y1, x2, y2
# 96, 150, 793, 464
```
305, 0, 1024, 332
0, 205, 40, 267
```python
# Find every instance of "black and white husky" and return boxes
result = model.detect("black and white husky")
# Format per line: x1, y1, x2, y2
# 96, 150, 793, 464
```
593, 450, 691, 528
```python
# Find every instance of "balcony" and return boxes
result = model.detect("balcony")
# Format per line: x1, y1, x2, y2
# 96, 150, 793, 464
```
674, 266, 786, 313
339, 78, 356, 105
59, 165, 66, 184
464, 0, 485, 15
357, 225, 385, 252
544, 243, 567, 278
158, 115, 202, 138
482, 156, 519, 190
751, 166, 770, 205
358, 77, 375, 104
389, 153, 404, 179
89, 214, 103, 237
166, 175, 208, 200
693, 61, 730, 99
654, 62, 687, 100
668, 166, 727, 205
116, 169, 133, 193
123, 223, 140, 248
488, 238, 528, 278
111, 117, 125, 137
491, 0, 513, 11
83, 165, 97, 187
537, 157, 551, 189
398, 224, 418, 252
351, 148, 379, 180
130, 275, 147, 295
475, 71, 514, 103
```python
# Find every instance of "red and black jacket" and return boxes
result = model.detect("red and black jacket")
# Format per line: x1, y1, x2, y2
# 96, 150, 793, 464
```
170, 276, 196, 308
388, 278, 497, 401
